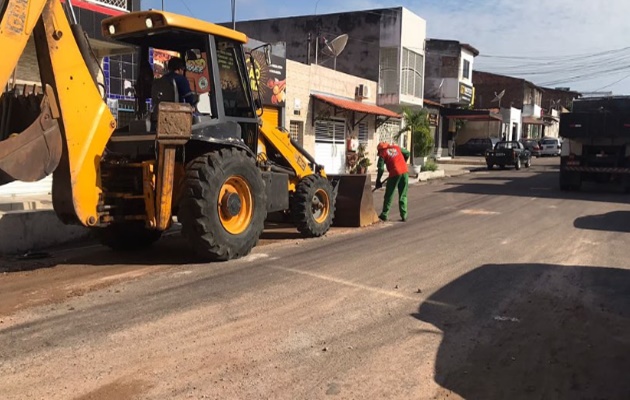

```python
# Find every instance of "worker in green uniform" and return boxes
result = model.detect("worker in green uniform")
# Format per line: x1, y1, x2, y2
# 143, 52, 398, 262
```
375, 142, 410, 222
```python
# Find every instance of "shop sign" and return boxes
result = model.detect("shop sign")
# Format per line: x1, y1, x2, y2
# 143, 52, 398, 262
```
244, 46, 286, 107
459, 83, 473, 104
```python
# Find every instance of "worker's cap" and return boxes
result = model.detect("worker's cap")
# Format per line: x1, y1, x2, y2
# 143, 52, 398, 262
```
377, 142, 389, 151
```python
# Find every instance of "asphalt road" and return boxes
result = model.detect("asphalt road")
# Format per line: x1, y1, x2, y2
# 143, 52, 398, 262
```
2, 157, 630, 400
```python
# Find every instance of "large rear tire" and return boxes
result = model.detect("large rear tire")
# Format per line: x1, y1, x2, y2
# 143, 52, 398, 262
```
178, 148, 267, 261
291, 175, 335, 237
95, 222, 162, 251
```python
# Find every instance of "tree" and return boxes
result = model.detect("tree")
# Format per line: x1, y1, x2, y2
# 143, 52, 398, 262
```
396, 107, 434, 165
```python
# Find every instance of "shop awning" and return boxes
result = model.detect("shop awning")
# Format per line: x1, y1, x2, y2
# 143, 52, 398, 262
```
443, 109, 503, 122
522, 116, 546, 125
311, 94, 401, 118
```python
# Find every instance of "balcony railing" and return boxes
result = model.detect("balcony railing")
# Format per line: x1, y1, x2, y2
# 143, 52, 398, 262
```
85, 0, 129, 13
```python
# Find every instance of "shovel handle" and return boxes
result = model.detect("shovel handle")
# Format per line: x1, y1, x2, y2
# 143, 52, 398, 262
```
372, 177, 388, 192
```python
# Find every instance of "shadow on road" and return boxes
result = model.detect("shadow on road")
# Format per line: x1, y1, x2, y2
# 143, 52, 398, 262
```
0, 222, 305, 272
574, 211, 630, 233
414, 263, 630, 400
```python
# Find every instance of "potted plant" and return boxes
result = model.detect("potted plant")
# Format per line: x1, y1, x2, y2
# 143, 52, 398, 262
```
352, 143, 372, 174
357, 155, 372, 174
413, 124, 435, 167
396, 107, 434, 174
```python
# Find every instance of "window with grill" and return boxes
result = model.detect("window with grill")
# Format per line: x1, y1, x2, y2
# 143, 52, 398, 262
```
377, 119, 401, 144
88, 0, 128, 12
401, 48, 423, 98
315, 120, 345, 143
379, 48, 398, 95
289, 121, 303, 142
358, 123, 368, 145
462, 59, 471, 79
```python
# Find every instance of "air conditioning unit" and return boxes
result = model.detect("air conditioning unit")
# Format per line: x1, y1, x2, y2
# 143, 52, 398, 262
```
356, 84, 370, 99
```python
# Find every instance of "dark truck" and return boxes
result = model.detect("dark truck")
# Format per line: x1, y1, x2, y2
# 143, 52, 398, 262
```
560, 96, 630, 191
485, 140, 532, 170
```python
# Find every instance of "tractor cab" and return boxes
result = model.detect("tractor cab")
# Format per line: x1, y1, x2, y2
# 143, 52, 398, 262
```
102, 10, 262, 155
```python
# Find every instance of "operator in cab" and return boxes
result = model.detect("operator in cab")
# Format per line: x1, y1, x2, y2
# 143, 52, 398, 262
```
163, 57, 195, 106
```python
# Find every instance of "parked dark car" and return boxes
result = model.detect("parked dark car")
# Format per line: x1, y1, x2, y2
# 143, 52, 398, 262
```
456, 138, 500, 156
485, 140, 532, 170
520, 139, 542, 157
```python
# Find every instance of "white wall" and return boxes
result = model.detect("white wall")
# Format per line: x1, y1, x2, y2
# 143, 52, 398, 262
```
500, 107, 522, 140
440, 78, 460, 104
460, 49, 475, 85
399, 8, 426, 107
522, 104, 542, 118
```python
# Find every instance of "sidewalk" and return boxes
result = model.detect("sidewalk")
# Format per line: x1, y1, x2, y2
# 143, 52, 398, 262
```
0, 194, 90, 255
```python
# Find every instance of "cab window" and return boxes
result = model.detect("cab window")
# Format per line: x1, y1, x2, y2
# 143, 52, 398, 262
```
215, 38, 253, 118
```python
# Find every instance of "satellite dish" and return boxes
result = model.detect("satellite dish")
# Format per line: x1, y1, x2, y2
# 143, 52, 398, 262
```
321, 33, 348, 70
491, 89, 506, 108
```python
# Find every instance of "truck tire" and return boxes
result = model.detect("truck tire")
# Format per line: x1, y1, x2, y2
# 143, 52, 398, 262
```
291, 175, 335, 237
560, 171, 581, 191
95, 222, 162, 251
178, 148, 267, 261
515, 158, 521, 170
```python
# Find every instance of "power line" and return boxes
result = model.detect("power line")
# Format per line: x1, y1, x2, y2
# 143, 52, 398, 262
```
592, 73, 630, 91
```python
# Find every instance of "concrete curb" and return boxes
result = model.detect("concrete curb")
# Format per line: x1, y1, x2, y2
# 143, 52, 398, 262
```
409, 170, 445, 183
0, 210, 90, 255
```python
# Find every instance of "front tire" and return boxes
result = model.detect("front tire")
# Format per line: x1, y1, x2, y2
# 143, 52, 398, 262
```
291, 175, 336, 237
178, 148, 267, 261
95, 222, 162, 251
515, 158, 521, 170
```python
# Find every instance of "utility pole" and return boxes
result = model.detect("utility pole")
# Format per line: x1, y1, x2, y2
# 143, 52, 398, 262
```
232, 0, 236, 29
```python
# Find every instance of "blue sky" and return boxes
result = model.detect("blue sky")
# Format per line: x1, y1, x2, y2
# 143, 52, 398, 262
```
142, 0, 630, 95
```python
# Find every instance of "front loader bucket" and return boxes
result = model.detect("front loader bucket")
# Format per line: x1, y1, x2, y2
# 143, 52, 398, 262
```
0, 87, 62, 185
328, 173, 380, 227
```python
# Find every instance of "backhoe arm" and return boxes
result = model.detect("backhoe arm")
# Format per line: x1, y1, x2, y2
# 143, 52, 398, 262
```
0, 0, 115, 227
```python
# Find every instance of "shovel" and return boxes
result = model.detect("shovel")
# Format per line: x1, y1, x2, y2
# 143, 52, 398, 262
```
372, 177, 388, 192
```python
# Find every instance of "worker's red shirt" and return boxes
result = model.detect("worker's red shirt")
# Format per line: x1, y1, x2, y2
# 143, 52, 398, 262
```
378, 144, 408, 177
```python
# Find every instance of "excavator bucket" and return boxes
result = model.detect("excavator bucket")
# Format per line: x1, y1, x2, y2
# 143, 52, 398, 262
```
0, 85, 62, 185
328, 173, 380, 227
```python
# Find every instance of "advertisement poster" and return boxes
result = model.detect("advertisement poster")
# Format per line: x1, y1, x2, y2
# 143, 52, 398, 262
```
245, 47, 286, 107
152, 48, 179, 78
185, 53, 211, 94
152, 49, 211, 94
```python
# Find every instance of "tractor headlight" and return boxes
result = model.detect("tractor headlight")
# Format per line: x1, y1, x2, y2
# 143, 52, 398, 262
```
108, 24, 116, 35
145, 18, 153, 29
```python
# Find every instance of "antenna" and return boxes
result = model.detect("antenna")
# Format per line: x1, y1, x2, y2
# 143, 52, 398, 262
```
491, 89, 505, 108
321, 34, 348, 70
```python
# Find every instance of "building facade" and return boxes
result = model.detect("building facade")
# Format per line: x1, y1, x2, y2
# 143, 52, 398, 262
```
2, 0, 139, 197
424, 39, 479, 156
424, 39, 478, 106
285, 61, 399, 174
225, 7, 428, 156
472, 71, 544, 140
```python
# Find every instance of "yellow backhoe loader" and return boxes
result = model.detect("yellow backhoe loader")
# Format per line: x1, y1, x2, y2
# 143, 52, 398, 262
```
0, 0, 378, 260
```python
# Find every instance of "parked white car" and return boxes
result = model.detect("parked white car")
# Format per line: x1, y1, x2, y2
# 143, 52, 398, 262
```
540, 137, 562, 156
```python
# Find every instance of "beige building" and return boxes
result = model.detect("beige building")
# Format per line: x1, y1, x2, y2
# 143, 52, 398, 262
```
284, 61, 401, 174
